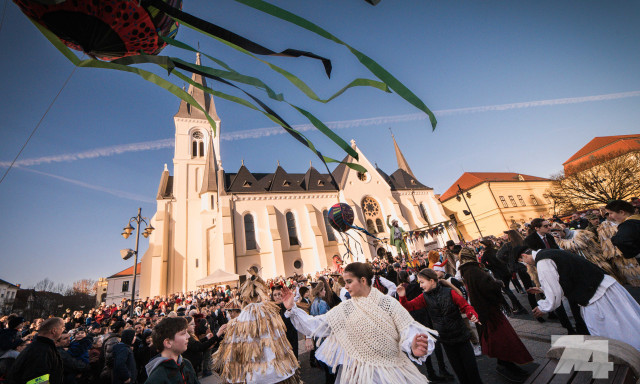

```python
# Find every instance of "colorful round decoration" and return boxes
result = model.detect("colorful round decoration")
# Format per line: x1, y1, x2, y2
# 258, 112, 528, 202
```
327, 203, 354, 233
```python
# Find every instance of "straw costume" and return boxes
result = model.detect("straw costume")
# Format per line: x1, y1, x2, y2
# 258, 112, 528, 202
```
597, 220, 640, 287
212, 269, 299, 384
286, 286, 438, 383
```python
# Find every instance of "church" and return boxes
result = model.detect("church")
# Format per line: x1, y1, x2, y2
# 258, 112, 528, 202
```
139, 55, 458, 298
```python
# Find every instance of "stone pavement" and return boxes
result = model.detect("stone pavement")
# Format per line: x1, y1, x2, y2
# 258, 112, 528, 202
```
202, 287, 640, 383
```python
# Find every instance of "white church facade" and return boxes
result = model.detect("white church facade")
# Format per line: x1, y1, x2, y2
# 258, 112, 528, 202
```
139, 56, 458, 298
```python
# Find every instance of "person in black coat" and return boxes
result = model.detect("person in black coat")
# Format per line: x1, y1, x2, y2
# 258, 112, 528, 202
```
183, 316, 223, 375
524, 218, 559, 251
480, 240, 526, 314
271, 286, 299, 359
56, 332, 90, 384
112, 329, 136, 384
0, 316, 24, 356
9, 318, 64, 384
606, 200, 640, 261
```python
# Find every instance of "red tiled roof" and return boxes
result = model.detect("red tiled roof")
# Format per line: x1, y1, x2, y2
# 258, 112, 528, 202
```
439, 172, 550, 202
563, 134, 640, 166
108, 263, 141, 279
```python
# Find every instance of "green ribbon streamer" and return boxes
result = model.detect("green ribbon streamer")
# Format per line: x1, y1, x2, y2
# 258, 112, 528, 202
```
232, 0, 437, 130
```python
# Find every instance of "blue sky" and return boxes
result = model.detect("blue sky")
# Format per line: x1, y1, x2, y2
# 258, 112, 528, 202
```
0, 0, 639, 288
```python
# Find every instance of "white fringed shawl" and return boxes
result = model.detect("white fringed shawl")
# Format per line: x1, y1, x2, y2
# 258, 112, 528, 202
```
316, 288, 437, 384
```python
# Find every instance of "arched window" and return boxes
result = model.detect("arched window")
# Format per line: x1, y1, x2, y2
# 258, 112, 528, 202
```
191, 131, 204, 158
244, 214, 257, 250
366, 219, 376, 234
323, 209, 336, 242
361, 196, 384, 234
286, 212, 299, 246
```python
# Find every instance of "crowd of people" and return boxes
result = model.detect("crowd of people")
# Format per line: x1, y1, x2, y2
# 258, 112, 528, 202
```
1, 198, 639, 384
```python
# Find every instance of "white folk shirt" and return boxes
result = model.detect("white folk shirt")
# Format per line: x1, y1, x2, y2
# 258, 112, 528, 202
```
534, 250, 616, 313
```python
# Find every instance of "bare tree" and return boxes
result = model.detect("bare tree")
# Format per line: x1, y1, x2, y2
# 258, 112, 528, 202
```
548, 151, 640, 213
33, 278, 55, 292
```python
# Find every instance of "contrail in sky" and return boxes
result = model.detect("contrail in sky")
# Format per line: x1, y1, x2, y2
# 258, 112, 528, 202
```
2, 90, 638, 168
16, 166, 155, 203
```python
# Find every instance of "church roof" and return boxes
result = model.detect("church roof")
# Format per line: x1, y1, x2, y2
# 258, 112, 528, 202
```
224, 164, 337, 193
392, 133, 416, 178
439, 172, 550, 202
174, 53, 220, 121
199, 133, 217, 195
387, 169, 431, 190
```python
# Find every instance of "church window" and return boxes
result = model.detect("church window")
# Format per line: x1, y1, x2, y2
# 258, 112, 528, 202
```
286, 212, 299, 246
293, 260, 303, 269
366, 219, 376, 234
122, 281, 129, 292
195, 259, 199, 268
211, 195, 215, 209
419, 203, 430, 223
283, 180, 291, 186
244, 214, 257, 250
518, 195, 526, 206
530, 195, 539, 206
357, 172, 367, 181
499, 196, 508, 208
361, 196, 385, 234
542, 194, 552, 204
191, 130, 204, 158
410, 179, 416, 185
509, 195, 517, 207
243, 181, 252, 187
317, 180, 325, 186
323, 209, 336, 242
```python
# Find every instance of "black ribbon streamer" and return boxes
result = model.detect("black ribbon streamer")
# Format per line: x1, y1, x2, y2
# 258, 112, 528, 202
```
143, 0, 332, 77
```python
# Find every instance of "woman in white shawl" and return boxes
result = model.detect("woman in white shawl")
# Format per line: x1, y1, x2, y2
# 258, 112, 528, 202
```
282, 262, 437, 384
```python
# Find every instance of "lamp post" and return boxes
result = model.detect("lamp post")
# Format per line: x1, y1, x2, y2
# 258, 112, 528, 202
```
455, 184, 483, 239
121, 208, 154, 318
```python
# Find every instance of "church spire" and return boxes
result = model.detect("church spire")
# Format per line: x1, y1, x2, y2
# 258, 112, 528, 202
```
199, 129, 218, 195
390, 128, 416, 178
175, 53, 220, 121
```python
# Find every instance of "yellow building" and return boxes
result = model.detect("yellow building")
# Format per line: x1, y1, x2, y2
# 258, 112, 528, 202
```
439, 172, 554, 240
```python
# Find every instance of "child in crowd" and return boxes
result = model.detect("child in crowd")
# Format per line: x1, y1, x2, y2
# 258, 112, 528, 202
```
145, 317, 199, 384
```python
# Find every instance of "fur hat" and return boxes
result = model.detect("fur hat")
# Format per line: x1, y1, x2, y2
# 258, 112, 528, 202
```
8, 316, 25, 330
458, 248, 477, 265
445, 240, 455, 247
224, 299, 242, 311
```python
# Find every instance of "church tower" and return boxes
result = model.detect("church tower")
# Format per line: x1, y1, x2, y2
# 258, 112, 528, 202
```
170, 53, 221, 293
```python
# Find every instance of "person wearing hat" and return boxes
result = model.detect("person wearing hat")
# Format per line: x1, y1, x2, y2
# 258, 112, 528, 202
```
443, 240, 458, 276
111, 329, 137, 384
514, 246, 640, 352
100, 321, 125, 382
0, 315, 25, 356
387, 215, 409, 258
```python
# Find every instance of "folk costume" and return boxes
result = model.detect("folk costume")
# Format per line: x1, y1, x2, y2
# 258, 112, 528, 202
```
532, 249, 640, 351
553, 227, 622, 283
611, 214, 640, 260
457, 248, 533, 366
386, 217, 408, 258
598, 220, 640, 287
212, 269, 299, 384
285, 287, 438, 383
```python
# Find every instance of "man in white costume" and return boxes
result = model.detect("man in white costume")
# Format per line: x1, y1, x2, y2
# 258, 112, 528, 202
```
514, 247, 640, 351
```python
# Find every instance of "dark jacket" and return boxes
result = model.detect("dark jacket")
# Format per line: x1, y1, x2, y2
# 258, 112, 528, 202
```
57, 347, 89, 384
182, 335, 219, 374
8, 336, 63, 384
525, 232, 559, 251
611, 218, 640, 259
145, 355, 199, 384
0, 350, 19, 381
422, 285, 470, 344
0, 330, 21, 355
481, 247, 510, 280
112, 343, 136, 384
278, 303, 299, 358
535, 249, 605, 306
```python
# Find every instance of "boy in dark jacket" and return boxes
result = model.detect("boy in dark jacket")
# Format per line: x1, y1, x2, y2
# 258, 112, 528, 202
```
68, 328, 92, 364
145, 318, 199, 384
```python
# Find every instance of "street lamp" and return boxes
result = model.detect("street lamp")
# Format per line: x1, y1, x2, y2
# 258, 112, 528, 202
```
121, 208, 154, 318
456, 184, 484, 238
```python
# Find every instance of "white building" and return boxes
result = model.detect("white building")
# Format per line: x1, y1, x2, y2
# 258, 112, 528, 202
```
105, 263, 140, 306
139, 55, 458, 298
0, 278, 19, 315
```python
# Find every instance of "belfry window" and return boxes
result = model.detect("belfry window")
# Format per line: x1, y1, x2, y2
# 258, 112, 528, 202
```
191, 131, 204, 158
